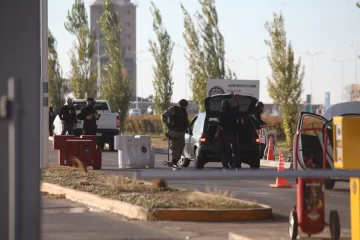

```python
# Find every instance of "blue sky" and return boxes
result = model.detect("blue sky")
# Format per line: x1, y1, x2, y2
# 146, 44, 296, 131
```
49, 0, 360, 104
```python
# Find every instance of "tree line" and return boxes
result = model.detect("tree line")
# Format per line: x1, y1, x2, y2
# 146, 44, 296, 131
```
51, 0, 359, 145
147, 0, 304, 146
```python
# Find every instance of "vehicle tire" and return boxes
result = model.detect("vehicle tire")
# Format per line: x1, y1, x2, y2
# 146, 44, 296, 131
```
325, 179, 336, 190
289, 210, 298, 240
178, 157, 191, 168
250, 158, 260, 169
329, 210, 341, 240
194, 148, 205, 169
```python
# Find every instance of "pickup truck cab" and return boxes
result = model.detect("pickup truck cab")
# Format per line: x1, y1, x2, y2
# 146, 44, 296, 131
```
53, 99, 120, 151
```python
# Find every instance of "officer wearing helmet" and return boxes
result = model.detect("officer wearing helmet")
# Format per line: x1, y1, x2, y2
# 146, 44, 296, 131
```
59, 98, 77, 135
252, 101, 266, 129
77, 97, 101, 135
162, 99, 190, 170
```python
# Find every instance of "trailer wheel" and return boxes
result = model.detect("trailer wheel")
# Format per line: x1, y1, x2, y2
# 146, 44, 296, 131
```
329, 210, 340, 240
289, 210, 298, 240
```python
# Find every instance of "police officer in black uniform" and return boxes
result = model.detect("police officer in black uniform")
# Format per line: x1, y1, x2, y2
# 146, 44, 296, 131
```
59, 98, 77, 135
77, 97, 101, 135
162, 99, 190, 170
218, 95, 241, 170
252, 101, 266, 129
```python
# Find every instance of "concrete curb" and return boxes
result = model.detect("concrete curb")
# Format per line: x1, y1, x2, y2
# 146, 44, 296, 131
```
41, 182, 149, 220
152, 147, 168, 154
41, 182, 273, 222
228, 233, 254, 240
260, 160, 293, 169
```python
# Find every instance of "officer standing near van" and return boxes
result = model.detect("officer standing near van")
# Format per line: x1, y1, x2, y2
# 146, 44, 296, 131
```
252, 101, 266, 129
162, 99, 190, 170
59, 98, 77, 135
217, 95, 241, 170
77, 97, 101, 135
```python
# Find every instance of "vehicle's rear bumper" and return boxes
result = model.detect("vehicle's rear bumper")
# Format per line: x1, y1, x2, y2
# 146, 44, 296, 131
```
74, 128, 120, 143
198, 144, 261, 162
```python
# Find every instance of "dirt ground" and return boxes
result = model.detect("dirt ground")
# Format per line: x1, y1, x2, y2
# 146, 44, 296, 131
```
41, 164, 260, 210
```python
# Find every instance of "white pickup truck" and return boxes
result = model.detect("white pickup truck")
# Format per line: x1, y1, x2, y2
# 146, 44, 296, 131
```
53, 99, 120, 151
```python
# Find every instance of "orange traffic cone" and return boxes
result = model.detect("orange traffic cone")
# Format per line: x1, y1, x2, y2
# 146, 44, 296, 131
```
270, 151, 292, 188
267, 136, 275, 161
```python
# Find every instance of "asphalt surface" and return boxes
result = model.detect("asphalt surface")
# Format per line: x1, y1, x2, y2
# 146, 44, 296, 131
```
41, 197, 174, 240
47, 141, 352, 231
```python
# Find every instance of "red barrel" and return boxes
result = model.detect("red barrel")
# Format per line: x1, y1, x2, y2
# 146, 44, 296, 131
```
297, 178, 326, 235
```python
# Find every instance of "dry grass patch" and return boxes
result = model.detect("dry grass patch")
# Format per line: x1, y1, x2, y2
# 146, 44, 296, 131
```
41, 191, 66, 200
151, 137, 168, 148
41, 164, 261, 210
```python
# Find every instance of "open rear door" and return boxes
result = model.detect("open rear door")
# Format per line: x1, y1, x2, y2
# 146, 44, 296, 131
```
204, 94, 258, 118
293, 112, 327, 170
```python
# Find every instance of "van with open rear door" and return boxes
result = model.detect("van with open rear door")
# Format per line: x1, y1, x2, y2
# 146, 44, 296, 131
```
180, 94, 262, 169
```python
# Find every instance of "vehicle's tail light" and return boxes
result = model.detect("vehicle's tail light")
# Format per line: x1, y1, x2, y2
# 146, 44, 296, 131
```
253, 133, 260, 144
116, 115, 120, 129
199, 134, 208, 145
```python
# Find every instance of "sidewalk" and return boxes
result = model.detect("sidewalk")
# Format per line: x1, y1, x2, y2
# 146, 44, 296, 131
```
41, 197, 174, 240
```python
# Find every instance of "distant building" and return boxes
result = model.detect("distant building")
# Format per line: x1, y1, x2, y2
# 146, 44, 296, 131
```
89, 0, 137, 99
351, 84, 360, 101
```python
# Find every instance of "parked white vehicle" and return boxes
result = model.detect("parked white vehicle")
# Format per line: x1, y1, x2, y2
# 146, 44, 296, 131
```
129, 108, 141, 116
293, 101, 360, 189
53, 99, 120, 151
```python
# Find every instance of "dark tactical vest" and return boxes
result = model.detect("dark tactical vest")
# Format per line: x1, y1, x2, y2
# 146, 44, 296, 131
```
169, 106, 188, 131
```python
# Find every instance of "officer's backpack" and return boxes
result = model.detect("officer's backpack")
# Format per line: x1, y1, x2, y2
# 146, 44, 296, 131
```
169, 106, 188, 131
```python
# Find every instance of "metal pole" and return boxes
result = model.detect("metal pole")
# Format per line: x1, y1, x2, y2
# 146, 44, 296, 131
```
0, 1, 41, 239
137, 169, 360, 180
249, 56, 266, 80
40, 0, 48, 169
311, 56, 314, 110
341, 62, 344, 102
7, 78, 22, 240
302, 52, 323, 111
333, 58, 352, 102
256, 61, 259, 80
356, 46, 358, 84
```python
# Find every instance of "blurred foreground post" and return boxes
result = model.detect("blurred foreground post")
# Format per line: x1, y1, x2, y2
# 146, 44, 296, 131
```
0, 0, 41, 239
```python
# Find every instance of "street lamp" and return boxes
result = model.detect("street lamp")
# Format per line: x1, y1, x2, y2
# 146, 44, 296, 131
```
226, 59, 243, 79
333, 58, 352, 102
249, 56, 266, 79
350, 44, 358, 84
301, 51, 323, 111
136, 49, 151, 108
174, 43, 189, 100
94, 39, 106, 98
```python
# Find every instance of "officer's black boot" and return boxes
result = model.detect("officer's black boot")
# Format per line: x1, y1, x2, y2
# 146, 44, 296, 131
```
172, 159, 180, 171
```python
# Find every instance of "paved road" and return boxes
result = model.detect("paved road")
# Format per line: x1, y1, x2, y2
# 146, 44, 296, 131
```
48, 141, 351, 231
42, 197, 173, 240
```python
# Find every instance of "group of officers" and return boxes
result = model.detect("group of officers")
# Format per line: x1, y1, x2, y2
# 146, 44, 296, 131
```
51, 95, 265, 170
49, 97, 101, 136
162, 95, 266, 171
